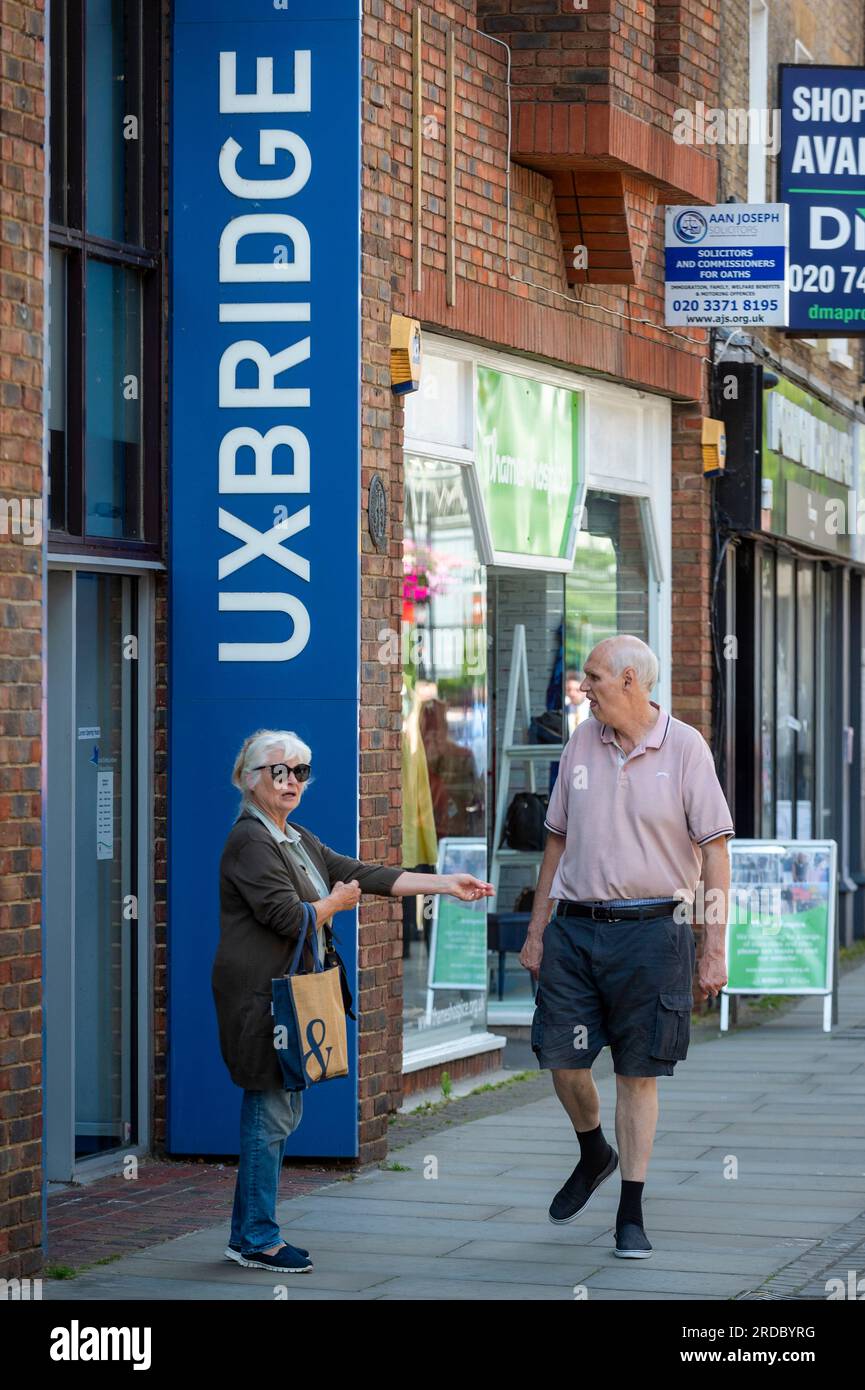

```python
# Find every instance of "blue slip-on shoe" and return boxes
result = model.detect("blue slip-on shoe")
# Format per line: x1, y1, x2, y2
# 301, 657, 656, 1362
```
225, 1241, 308, 1263
548, 1146, 619, 1224
238, 1242, 313, 1273
614, 1221, 653, 1258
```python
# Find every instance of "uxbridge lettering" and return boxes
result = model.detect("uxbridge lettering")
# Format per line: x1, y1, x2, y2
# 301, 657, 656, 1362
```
217, 49, 313, 663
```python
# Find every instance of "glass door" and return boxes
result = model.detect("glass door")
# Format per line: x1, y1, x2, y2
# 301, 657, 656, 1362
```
73, 572, 135, 1156
45, 567, 147, 1177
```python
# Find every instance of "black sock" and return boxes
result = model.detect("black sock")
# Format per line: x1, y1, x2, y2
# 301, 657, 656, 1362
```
576, 1123, 610, 1174
617, 1179, 644, 1231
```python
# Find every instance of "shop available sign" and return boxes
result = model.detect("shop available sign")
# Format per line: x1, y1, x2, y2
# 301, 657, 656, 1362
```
664, 203, 789, 326
169, 0, 362, 1159
780, 66, 865, 331
474, 367, 583, 569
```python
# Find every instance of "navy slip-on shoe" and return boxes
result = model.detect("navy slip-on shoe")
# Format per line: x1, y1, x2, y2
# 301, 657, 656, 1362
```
225, 1241, 308, 1263
548, 1146, 619, 1224
238, 1242, 314, 1273
614, 1221, 653, 1258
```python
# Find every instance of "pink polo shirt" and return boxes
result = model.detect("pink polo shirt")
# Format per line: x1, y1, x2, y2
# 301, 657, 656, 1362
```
545, 703, 734, 905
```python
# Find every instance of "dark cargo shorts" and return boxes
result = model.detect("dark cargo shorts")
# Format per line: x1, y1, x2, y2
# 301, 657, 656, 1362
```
531, 911, 696, 1077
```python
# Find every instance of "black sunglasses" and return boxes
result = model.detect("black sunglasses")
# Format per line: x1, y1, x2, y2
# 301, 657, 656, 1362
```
255, 762, 311, 784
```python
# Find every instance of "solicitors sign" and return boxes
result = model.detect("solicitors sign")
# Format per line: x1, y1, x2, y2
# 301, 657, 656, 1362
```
664, 203, 789, 327
169, 0, 362, 1157
780, 65, 865, 332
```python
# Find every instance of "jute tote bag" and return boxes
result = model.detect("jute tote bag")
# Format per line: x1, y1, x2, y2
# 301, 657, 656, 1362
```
272, 902, 349, 1090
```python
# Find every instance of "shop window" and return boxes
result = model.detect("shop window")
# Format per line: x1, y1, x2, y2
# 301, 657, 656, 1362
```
760, 552, 823, 841
565, 493, 651, 680
775, 558, 796, 837
48, 0, 161, 552
796, 566, 815, 837
401, 455, 488, 1052
816, 566, 841, 844
760, 551, 775, 836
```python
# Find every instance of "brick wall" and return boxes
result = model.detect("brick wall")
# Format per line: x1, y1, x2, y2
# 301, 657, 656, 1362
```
0, 0, 45, 1280
477, 0, 718, 130
671, 399, 713, 739
358, 1, 408, 1159
395, 3, 713, 399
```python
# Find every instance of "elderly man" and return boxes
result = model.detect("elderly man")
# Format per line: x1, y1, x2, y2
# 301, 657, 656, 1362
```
520, 635, 732, 1258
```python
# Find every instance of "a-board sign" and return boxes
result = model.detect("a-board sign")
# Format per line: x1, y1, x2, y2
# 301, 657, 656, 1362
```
427, 838, 488, 991
724, 839, 836, 993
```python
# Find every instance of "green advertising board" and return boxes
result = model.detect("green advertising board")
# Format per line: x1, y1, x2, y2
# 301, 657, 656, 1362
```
428, 838, 488, 992
474, 366, 583, 568
725, 840, 836, 994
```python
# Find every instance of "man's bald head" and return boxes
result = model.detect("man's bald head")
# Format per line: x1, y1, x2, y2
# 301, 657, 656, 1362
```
590, 635, 659, 693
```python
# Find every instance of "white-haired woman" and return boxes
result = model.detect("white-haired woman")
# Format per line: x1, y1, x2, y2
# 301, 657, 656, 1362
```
212, 728, 494, 1274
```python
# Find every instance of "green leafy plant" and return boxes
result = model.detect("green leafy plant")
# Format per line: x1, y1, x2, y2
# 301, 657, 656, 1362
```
440, 1071, 453, 1100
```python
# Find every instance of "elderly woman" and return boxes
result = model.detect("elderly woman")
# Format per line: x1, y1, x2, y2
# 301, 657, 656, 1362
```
213, 728, 493, 1274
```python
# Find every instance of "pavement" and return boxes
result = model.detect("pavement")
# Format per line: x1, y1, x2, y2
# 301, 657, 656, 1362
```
42, 960, 865, 1302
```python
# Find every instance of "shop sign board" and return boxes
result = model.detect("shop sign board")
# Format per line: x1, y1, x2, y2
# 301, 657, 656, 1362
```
169, 0, 362, 1157
664, 203, 789, 326
722, 839, 836, 1032
762, 375, 854, 555
780, 65, 865, 332
473, 367, 584, 571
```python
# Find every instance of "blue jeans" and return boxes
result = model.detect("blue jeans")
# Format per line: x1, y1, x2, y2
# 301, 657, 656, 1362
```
229, 1088, 303, 1253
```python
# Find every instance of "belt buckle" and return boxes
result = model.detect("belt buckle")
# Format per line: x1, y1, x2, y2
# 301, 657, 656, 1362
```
601, 903, 626, 921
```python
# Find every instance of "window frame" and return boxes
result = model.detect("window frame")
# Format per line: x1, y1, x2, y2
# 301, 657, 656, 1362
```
48, 0, 163, 558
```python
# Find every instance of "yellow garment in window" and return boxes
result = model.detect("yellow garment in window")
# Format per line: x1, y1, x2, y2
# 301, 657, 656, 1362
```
402, 713, 438, 868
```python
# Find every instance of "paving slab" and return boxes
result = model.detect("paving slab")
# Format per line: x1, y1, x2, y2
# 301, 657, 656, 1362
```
582, 1268, 754, 1296
42, 960, 865, 1303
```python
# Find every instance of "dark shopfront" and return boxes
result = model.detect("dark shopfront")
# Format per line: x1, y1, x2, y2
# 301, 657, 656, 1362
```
715, 364, 865, 948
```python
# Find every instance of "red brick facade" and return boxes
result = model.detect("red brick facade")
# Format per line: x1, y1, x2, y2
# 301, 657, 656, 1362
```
356, 0, 721, 1162
0, 0, 45, 1281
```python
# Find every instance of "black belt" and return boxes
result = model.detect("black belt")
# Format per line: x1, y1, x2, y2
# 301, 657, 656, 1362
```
557, 900, 679, 922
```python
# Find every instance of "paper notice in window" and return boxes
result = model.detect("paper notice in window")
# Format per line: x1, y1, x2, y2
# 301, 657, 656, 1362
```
97, 769, 114, 861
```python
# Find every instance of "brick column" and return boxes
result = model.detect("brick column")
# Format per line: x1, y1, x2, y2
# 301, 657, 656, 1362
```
0, 0, 45, 1280
357, 1, 408, 1163
670, 398, 714, 742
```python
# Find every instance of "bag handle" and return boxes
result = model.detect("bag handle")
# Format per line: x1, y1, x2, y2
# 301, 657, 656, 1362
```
288, 900, 323, 976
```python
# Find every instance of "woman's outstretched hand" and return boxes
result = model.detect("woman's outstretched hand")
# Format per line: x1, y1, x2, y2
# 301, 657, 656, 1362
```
446, 873, 495, 902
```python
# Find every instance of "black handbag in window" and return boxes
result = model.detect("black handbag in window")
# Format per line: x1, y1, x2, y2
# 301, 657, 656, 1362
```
500, 792, 548, 852
514, 885, 535, 913
529, 710, 564, 744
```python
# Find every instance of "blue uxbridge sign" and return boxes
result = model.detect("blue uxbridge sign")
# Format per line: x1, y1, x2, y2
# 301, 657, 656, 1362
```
780, 64, 865, 332
169, 0, 362, 1156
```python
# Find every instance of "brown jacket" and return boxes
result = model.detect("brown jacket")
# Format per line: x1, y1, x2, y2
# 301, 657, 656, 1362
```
212, 808, 403, 1090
